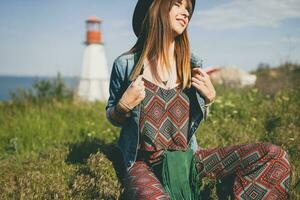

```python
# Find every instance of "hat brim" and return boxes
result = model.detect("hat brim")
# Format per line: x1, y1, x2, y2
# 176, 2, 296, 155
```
132, 0, 196, 37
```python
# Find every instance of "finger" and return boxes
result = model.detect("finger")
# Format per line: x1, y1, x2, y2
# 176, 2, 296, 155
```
132, 75, 143, 87
129, 80, 135, 87
135, 82, 144, 89
191, 81, 206, 93
141, 90, 146, 96
135, 75, 143, 83
139, 90, 146, 99
192, 68, 208, 78
192, 77, 206, 86
192, 82, 205, 91
193, 74, 205, 82
192, 67, 202, 75
139, 80, 145, 87
139, 85, 145, 92
131, 80, 136, 87
197, 68, 209, 78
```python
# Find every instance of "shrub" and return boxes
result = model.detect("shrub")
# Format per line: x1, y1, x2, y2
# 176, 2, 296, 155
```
9, 73, 74, 104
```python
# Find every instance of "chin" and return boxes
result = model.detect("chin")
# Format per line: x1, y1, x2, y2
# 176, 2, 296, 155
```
172, 25, 186, 37
173, 29, 185, 37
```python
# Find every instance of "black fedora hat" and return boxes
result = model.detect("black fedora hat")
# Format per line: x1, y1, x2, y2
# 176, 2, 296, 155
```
132, 0, 196, 37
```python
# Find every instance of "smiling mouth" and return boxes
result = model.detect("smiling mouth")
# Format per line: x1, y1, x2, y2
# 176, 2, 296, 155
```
176, 19, 186, 27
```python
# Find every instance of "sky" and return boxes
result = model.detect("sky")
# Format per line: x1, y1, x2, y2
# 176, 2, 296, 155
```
0, 0, 299, 77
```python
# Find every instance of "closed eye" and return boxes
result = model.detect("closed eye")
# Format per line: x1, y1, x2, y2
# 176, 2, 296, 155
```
174, 1, 189, 11
174, 2, 181, 7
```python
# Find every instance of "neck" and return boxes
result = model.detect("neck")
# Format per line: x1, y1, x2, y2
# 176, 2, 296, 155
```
169, 40, 175, 58
168, 40, 176, 68
155, 40, 176, 70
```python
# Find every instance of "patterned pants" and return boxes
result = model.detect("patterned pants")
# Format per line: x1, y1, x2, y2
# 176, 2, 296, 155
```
122, 143, 290, 200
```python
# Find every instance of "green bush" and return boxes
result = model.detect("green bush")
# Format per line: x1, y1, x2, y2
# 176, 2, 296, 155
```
9, 73, 74, 104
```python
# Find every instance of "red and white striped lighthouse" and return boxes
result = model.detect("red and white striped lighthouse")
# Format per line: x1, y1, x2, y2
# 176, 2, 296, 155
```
77, 16, 109, 101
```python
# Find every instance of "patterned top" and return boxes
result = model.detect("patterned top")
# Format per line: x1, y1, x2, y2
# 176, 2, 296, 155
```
138, 77, 190, 164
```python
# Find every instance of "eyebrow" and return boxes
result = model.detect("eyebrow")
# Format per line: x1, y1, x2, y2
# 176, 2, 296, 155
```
178, 0, 192, 13
175, 0, 183, 5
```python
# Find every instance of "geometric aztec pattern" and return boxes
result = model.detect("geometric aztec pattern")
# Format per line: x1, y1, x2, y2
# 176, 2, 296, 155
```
122, 161, 170, 200
194, 143, 291, 199
138, 77, 189, 163
123, 143, 291, 199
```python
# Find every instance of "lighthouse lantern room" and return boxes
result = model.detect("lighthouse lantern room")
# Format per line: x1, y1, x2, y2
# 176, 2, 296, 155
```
77, 16, 109, 102
86, 17, 102, 44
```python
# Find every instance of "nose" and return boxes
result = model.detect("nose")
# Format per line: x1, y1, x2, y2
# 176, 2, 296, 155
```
181, 9, 190, 19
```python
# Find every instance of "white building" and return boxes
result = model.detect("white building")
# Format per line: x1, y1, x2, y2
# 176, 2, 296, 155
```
207, 65, 257, 87
77, 16, 109, 102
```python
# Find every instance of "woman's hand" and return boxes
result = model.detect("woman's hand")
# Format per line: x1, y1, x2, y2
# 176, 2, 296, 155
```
119, 75, 146, 110
191, 68, 216, 104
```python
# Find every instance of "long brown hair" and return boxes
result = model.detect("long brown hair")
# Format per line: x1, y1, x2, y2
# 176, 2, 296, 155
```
128, 0, 193, 89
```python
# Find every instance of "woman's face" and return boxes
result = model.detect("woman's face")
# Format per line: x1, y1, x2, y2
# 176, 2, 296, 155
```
169, 0, 190, 37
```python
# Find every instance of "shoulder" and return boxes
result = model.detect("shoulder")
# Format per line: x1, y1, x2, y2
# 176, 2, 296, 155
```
112, 52, 138, 80
190, 53, 204, 68
112, 51, 138, 75
113, 52, 137, 68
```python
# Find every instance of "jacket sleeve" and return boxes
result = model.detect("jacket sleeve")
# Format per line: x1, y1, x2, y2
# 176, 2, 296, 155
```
105, 57, 127, 127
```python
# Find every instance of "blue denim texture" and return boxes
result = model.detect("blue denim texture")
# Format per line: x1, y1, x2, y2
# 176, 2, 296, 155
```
105, 52, 206, 172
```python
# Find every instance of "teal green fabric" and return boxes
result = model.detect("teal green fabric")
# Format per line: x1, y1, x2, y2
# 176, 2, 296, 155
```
160, 149, 201, 200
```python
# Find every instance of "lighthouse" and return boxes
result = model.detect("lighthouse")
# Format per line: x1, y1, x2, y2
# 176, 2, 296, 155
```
77, 16, 109, 102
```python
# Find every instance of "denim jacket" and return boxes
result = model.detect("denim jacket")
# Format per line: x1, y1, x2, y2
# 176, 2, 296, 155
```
105, 52, 206, 172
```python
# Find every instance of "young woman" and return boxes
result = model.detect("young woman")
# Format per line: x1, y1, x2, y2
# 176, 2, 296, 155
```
106, 0, 291, 199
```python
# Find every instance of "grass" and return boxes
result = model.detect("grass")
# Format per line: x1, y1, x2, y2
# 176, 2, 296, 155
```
0, 63, 299, 199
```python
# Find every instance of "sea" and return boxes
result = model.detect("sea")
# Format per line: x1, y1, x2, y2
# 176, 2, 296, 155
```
0, 75, 79, 101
